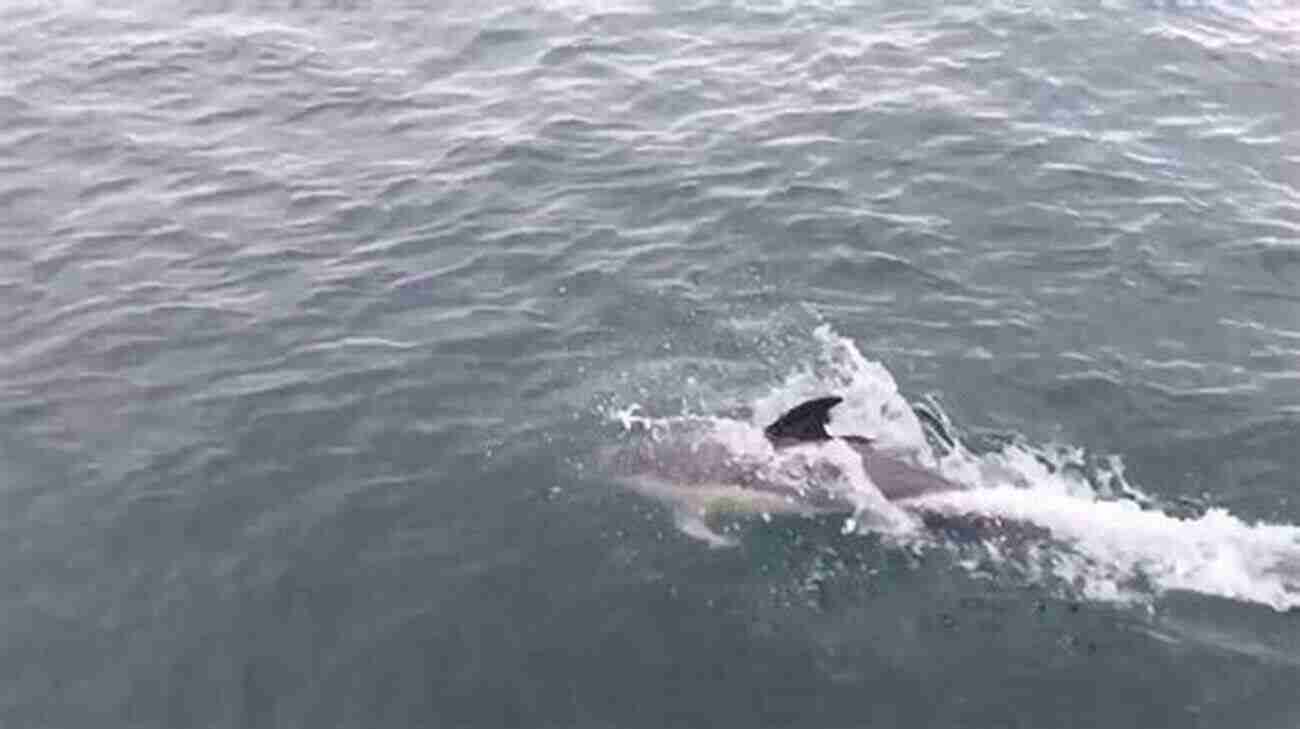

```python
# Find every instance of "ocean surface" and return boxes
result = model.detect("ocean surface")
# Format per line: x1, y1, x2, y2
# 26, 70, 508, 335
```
3, 0, 1299, 726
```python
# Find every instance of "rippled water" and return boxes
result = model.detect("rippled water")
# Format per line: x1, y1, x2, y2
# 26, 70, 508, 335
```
3, 1, 1300, 727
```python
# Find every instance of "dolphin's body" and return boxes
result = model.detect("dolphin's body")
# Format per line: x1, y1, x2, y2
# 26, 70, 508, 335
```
606, 396, 963, 544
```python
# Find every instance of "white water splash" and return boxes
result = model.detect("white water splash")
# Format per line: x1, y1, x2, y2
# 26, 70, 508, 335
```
912, 487, 1300, 612
607, 324, 1300, 612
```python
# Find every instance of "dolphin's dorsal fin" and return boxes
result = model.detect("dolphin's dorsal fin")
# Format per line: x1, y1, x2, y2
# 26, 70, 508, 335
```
764, 396, 842, 442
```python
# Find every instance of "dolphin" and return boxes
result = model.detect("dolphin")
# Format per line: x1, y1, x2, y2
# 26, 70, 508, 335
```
605, 396, 964, 544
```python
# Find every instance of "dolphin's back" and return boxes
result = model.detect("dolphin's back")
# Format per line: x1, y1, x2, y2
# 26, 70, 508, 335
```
855, 443, 958, 501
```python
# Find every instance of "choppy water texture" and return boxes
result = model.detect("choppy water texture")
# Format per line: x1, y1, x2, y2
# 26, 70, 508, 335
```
2, 0, 1300, 727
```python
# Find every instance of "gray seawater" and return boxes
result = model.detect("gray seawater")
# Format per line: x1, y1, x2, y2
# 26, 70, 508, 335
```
3, 0, 1300, 726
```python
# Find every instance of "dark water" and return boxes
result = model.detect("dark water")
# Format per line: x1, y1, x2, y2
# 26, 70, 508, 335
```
3, 0, 1300, 727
